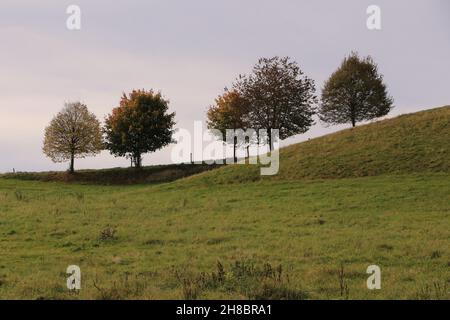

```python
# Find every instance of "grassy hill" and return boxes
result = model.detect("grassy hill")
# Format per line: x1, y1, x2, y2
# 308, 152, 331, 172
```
0, 106, 449, 300
5, 106, 449, 186
187, 106, 450, 184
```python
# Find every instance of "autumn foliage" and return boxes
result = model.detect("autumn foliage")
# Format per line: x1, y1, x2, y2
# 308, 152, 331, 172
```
42, 102, 103, 173
103, 89, 176, 168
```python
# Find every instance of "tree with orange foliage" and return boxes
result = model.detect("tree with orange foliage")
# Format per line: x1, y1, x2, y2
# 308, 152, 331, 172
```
206, 89, 251, 163
104, 89, 176, 168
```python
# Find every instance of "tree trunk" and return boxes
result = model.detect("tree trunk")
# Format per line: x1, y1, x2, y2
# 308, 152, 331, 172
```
69, 152, 75, 174
256, 130, 260, 160
268, 128, 273, 152
134, 153, 142, 169
233, 136, 237, 163
350, 103, 356, 127
256, 130, 260, 148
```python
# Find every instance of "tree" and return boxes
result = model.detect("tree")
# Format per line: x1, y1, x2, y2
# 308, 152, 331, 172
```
319, 52, 394, 127
104, 89, 176, 168
235, 56, 317, 151
206, 89, 251, 162
43, 102, 103, 173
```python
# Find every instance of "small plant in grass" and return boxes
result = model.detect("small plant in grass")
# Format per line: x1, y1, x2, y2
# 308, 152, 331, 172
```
430, 251, 441, 259
248, 280, 308, 300
0, 276, 6, 287
416, 281, 449, 300
214, 261, 225, 284
180, 278, 201, 300
172, 260, 307, 300
338, 264, 350, 299
99, 227, 117, 241
92, 273, 149, 300
172, 269, 204, 300
74, 192, 84, 202
14, 190, 25, 201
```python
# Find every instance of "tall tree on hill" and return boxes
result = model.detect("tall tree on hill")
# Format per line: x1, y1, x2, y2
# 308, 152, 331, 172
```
206, 89, 250, 162
43, 102, 103, 173
319, 52, 394, 128
103, 89, 176, 168
234, 56, 317, 151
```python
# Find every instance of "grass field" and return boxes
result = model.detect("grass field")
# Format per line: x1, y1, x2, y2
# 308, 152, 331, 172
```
0, 107, 449, 300
0, 174, 449, 299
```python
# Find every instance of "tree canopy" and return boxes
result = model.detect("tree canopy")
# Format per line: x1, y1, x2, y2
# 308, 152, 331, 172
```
43, 102, 103, 173
234, 56, 317, 150
103, 89, 176, 168
206, 89, 251, 162
319, 52, 394, 127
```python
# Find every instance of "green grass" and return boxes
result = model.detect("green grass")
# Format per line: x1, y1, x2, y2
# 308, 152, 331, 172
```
0, 174, 448, 299
0, 106, 449, 299
189, 106, 450, 184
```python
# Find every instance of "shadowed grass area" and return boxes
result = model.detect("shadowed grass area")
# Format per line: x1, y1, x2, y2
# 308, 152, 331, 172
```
1, 163, 221, 185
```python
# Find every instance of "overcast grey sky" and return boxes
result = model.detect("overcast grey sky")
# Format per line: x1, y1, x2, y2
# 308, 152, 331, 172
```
0, 0, 449, 172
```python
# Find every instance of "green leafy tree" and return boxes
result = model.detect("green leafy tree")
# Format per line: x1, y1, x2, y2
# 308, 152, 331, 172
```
235, 56, 317, 150
319, 52, 394, 127
206, 89, 251, 162
104, 89, 176, 168
43, 102, 103, 173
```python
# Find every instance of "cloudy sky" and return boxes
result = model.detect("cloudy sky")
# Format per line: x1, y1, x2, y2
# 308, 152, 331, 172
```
0, 0, 449, 172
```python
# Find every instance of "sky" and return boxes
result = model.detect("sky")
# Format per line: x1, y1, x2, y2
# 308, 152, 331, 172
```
0, 0, 449, 172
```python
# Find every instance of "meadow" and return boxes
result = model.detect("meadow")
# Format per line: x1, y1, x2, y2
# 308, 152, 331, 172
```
0, 173, 448, 299
0, 106, 449, 300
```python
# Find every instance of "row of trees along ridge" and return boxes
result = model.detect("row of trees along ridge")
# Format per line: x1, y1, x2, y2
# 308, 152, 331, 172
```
43, 52, 393, 173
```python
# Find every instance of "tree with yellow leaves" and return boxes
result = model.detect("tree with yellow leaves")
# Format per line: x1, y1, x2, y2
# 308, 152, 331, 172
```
43, 102, 103, 173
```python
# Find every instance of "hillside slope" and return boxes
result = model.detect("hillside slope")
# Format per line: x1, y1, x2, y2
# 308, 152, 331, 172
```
185, 106, 450, 184
3, 106, 448, 185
